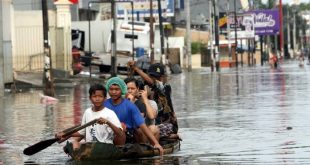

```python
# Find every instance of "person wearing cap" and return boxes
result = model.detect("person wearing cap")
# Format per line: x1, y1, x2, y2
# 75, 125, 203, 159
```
104, 77, 163, 155
127, 61, 179, 140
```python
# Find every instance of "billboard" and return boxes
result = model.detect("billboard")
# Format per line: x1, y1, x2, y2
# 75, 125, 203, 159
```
251, 9, 280, 35
219, 12, 228, 34
229, 13, 255, 39
116, 0, 174, 18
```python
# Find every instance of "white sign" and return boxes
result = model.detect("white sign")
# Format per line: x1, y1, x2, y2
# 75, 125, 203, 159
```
229, 13, 255, 39
116, 0, 174, 18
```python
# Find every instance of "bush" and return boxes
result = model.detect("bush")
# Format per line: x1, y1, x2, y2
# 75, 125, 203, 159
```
191, 42, 203, 54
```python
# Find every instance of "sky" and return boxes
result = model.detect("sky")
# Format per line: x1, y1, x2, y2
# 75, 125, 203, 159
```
262, 0, 310, 4
283, 0, 310, 4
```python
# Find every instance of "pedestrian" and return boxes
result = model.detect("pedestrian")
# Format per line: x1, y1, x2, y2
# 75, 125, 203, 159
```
104, 77, 163, 155
55, 83, 124, 150
299, 52, 304, 67
269, 49, 278, 68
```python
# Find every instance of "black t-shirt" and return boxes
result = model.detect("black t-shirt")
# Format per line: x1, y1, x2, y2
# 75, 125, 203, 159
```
152, 82, 178, 133
134, 99, 146, 117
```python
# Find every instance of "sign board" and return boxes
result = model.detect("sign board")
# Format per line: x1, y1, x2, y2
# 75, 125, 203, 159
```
55, 0, 78, 4
229, 13, 255, 39
116, 0, 174, 18
219, 12, 227, 29
251, 9, 280, 36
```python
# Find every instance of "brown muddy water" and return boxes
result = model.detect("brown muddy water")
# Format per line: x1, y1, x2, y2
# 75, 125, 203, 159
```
1, 60, 310, 164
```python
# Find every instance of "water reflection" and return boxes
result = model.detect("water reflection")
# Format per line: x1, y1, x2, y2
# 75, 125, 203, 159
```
1, 61, 310, 164
171, 62, 310, 164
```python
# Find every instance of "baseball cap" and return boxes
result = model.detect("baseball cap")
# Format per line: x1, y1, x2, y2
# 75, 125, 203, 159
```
148, 63, 165, 78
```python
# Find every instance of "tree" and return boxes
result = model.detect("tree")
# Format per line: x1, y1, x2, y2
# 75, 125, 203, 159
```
252, 0, 268, 9
299, 3, 310, 11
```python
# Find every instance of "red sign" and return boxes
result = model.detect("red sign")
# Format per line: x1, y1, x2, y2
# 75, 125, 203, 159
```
69, 0, 78, 4
55, 0, 78, 4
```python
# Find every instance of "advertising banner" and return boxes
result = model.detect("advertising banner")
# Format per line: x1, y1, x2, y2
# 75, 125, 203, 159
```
116, 0, 174, 18
219, 12, 228, 34
229, 13, 255, 39
252, 9, 280, 35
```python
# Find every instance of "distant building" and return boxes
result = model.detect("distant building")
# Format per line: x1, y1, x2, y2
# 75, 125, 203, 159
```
300, 10, 310, 46
174, 0, 247, 26
13, 0, 55, 10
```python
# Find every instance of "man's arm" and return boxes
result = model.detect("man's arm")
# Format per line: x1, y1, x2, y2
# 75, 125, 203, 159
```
140, 89, 156, 120
128, 99, 163, 155
128, 60, 154, 85
97, 117, 124, 138
140, 124, 163, 155
55, 131, 84, 143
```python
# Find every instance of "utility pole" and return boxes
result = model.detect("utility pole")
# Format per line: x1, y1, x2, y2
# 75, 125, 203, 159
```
150, 0, 155, 64
213, 0, 220, 71
42, 0, 54, 96
186, 0, 191, 71
274, 0, 278, 58
279, 0, 283, 56
131, 1, 134, 61
260, 36, 264, 65
287, 10, 291, 55
227, 0, 231, 66
157, 0, 165, 62
111, 0, 117, 77
247, 39, 250, 66
234, 0, 238, 67
0, 1, 3, 96
293, 9, 297, 56
241, 38, 243, 66
209, 0, 214, 72
88, 2, 92, 78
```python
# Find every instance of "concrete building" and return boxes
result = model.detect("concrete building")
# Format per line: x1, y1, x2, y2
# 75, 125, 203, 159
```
1, 1, 13, 85
299, 10, 310, 49
174, 0, 248, 25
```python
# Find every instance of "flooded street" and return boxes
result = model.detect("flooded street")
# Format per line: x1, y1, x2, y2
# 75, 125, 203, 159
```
1, 60, 310, 164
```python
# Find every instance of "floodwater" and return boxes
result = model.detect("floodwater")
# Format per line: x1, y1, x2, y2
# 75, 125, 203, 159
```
1, 60, 310, 164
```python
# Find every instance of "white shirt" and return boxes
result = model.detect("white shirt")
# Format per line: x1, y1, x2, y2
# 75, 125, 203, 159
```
145, 100, 158, 126
79, 107, 122, 144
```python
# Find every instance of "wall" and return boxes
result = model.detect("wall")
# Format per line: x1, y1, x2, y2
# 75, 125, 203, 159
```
174, 28, 209, 43
168, 37, 184, 66
13, 0, 55, 11
12, 10, 57, 71
2, 0, 13, 84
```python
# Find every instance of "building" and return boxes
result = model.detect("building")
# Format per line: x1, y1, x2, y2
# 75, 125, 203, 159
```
174, 0, 247, 27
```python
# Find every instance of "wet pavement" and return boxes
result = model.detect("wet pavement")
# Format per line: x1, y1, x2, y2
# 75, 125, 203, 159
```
1, 60, 310, 164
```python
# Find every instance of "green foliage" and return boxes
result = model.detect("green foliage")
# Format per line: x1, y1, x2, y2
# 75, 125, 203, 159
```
252, 0, 275, 9
191, 42, 203, 54
253, 0, 310, 10
299, 3, 310, 11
